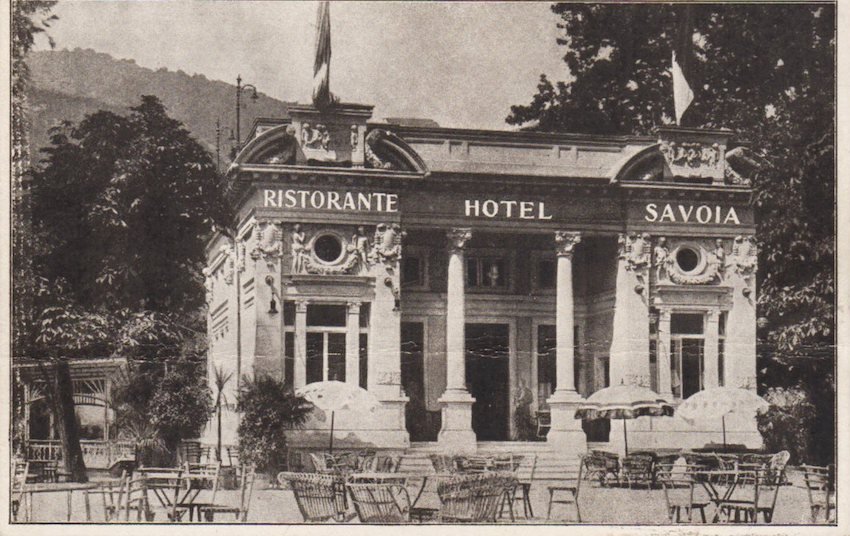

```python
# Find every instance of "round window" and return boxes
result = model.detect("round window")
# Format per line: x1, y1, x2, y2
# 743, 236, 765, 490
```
313, 234, 343, 264
676, 247, 700, 273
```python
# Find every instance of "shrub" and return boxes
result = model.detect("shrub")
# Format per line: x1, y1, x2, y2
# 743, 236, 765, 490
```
756, 386, 817, 465
236, 375, 312, 477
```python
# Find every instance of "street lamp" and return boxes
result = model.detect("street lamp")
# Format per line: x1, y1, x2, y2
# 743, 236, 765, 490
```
235, 74, 259, 151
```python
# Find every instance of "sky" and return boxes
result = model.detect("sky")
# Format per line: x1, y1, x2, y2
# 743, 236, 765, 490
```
33, 1, 569, 130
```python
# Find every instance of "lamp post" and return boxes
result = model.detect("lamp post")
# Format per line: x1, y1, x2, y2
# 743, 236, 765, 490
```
235, 74, 259, 151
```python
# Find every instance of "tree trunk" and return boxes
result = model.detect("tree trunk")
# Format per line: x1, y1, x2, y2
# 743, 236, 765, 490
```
216, 405, 222, 462
51, 360, 88, 482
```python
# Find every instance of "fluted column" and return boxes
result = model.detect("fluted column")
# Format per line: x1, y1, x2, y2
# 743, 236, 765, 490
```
546, 231, 586, 452
657, 309, 673, 398
346, 302, 361, 387
294, 299, 308, 390
438, 228, 476, 450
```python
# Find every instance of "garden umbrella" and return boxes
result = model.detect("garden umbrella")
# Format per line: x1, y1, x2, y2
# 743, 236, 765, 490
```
296, 381, 380, 453
574, 382, 674, 456
676, 387, 770, 448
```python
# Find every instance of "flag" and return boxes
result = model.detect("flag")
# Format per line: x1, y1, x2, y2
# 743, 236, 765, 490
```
671, 5, 695, 125
312, 1, 333, 108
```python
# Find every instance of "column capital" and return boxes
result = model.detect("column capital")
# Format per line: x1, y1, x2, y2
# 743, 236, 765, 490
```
706, 309, 721, 321
294, 299, 309, 313
554, 231, 582, 258
447, 228, 472, 254
658, 308, 672, 322
346, 301, 361, 313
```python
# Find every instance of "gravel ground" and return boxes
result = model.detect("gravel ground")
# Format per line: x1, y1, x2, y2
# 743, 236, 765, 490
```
17, 468, 830, 525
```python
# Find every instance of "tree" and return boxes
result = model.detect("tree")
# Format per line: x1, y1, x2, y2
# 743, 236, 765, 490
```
211, 365, 234, 463
509, 4, 835, 463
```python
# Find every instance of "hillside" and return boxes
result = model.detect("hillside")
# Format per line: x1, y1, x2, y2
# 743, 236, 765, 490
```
26, 48, 294, 162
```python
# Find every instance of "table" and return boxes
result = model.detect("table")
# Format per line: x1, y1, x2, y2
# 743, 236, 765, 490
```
136, 467, 217, 522
691, 470, 748, 522
21, 481, 98, 522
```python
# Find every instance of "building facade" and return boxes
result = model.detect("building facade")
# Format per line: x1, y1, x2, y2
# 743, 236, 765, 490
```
203, 102, 760, 455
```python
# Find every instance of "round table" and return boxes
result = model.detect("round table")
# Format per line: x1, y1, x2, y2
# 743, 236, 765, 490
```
21, 482, 98, 522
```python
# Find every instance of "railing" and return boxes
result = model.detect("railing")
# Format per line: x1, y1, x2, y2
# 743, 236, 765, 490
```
25, 440, 135, 469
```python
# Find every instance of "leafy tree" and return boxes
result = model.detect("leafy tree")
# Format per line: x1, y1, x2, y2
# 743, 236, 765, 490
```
237, 375, 312, 477
509, 4, 835, 463
211, 365, 234, 463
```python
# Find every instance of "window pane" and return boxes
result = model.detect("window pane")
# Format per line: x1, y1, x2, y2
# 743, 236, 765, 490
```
671, 340, 682, 398
719, 312, 727, 336
538, 258, 556, 289
307, 304, 347, 327
466, 258, 478, 287
359, 334, 368, 390
718, 340, 725, 387
482, 258, 506, 288
681, 339, 704, 398
284, 332, 295, 392
671, 313, 704, 335
327, 333, 346, 382
649, 340, 658, 393
306, 332, 324, 384
283, 301, 296, 326
359, 303, 370, 328
537, 325, 556, 402
402, 256, 422, 287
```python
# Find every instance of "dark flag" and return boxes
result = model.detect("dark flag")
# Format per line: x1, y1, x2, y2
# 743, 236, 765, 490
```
671, 5, 695, 125
312, 1, 333, 108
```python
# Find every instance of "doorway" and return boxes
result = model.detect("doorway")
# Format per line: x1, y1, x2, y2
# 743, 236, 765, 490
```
466, 323, 510, 441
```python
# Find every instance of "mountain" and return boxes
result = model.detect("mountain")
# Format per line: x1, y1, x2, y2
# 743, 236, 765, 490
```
26, 48, 294, 163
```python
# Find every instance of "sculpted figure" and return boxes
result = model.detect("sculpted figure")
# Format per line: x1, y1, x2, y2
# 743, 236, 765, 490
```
654, 237, 670, 280
714, 238, 726, 273
351, 226, 371, 271
291, 224, 306, 273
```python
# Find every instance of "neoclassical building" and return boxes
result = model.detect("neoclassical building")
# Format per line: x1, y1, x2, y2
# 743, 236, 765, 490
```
202, 101, 760, 455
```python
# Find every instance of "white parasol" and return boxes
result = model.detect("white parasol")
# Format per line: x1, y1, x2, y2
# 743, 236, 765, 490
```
296, 381, 380, 453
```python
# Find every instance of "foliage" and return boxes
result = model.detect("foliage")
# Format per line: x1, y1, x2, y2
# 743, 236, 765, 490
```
509, 2, 835, 463
212, 365, 234, 462
237, 375, 312, 476
112, 359, 212, 466
756, 387, 817, 465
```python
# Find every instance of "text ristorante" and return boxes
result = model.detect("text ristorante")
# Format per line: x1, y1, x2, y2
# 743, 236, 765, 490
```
263, 188, 399, 212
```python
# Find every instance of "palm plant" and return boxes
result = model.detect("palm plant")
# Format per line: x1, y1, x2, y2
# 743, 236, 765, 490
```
212, 365, 233, 463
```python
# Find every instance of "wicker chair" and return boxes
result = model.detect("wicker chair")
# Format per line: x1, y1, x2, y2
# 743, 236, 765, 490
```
622, 453, 655, 488
199, 464, 257, 522
429, 454, 459, 474
278, 471, 350, 522
346, 482, 411, 522
657, 465, 710, 523
582, 450, 620, 486
437, 473, 517, 523
800, 464, 835, 523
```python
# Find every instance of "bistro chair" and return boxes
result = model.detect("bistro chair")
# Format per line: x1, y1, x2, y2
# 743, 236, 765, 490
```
437, 473, 517, 523
506, 454, 536, 518
11, 459, 29, 521
800, 464, 835, 523
116, 473, 154, 522
622, 453, 655, 489
84, 470, 128, 521
582, 450, 620, 487
531, 453, 583, 522
176, 461, 221, 521
657, 465, 710, 523
717, 467, 784, 523
346, 482, 411, 522
199, 464, 256, 522
277, 471, 350, 522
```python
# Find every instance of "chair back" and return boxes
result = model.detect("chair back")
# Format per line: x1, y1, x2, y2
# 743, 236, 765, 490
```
346, 482, 411, 522
309, 453, 332, 473
530, 453, 583, 498
768, 450, 790, 484
186, 461, 221, 505
583, 450, 619, 483
438, 473, 517, 523
117, 473, 151, 522
514, 454, 536, 486
277, 471, 345, 522
12, 459, 29, 490
237, 465, 257, 522
429, 454, 459, 474
657, 465, 699, 511
800, 464, 834, 521
394, 454, 436, 476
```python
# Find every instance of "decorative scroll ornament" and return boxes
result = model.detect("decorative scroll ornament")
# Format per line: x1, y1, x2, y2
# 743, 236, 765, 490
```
202, 266, 215, 304
236, 241, 246, 273
350, 125, 359, 151
220, 244, 236, 285
554, 231, 582, 258
302, 255, 359, 275
261, 125, 297, 165
619, 233, 651, 298
731, 235, 758, 297
656, 239, 724, 285
290, 225, 370, 276
661, 141, 722, 169
364, 129, 395, 170
251, 221, 284, 263
447, 228, 472, 255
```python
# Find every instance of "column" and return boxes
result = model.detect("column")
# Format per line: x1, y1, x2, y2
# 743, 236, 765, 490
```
294, 299, 308, 389
346, 302, 361, 387
657, 309, 673, 398
704, 310, 720, 389
438, 228, 477, 450
546, 231, 587, 452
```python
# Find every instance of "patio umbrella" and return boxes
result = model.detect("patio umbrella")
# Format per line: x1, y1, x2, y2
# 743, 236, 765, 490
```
296, 381, 380, 454
676, 387, 770, 448
574, 382, 674, 456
